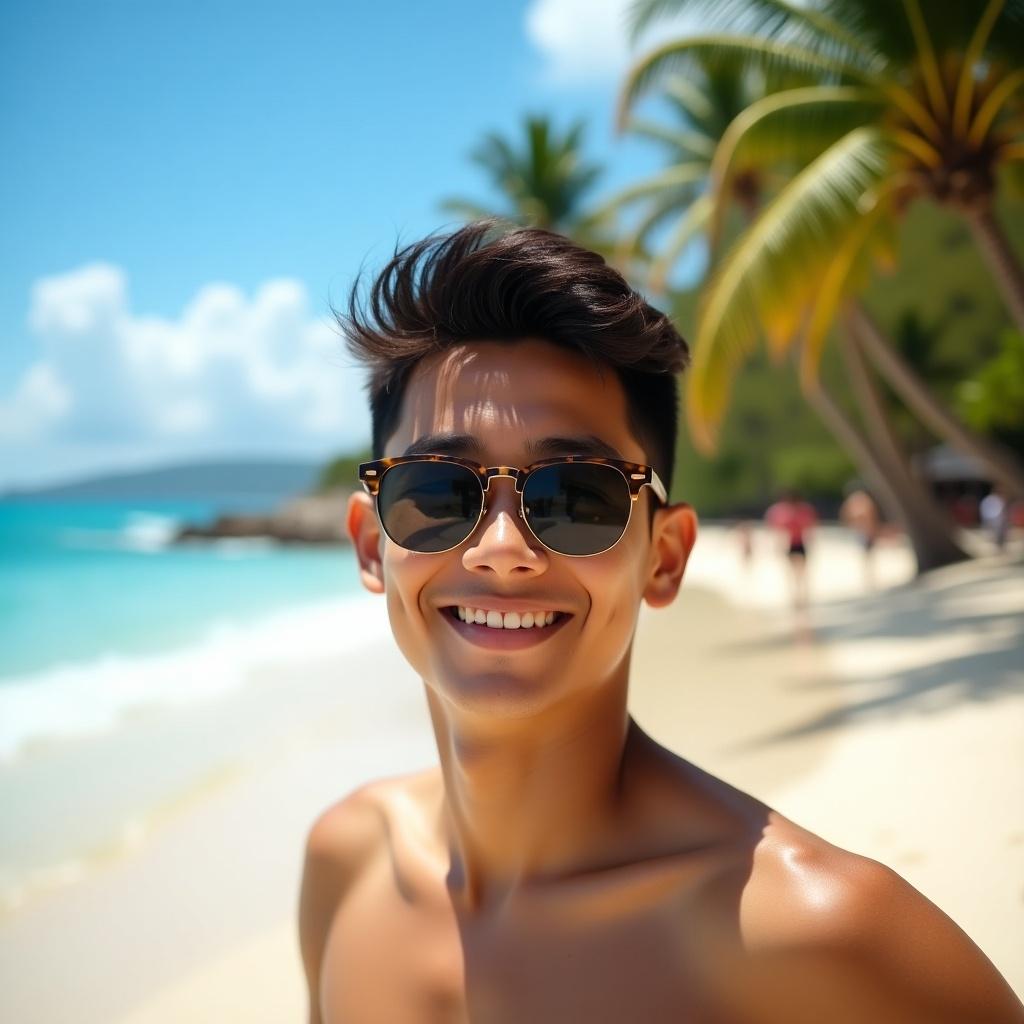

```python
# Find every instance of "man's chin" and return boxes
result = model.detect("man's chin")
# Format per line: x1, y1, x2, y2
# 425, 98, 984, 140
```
426, 667, 566, 721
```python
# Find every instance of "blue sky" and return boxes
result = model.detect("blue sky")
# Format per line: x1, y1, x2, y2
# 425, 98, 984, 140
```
1, 0, 697, 489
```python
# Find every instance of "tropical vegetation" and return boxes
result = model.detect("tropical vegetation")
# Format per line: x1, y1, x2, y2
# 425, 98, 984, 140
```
616, 0, 1024, 569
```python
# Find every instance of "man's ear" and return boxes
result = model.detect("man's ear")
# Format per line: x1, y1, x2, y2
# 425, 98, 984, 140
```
346, 491, 385, 595
644, 502, 697, 609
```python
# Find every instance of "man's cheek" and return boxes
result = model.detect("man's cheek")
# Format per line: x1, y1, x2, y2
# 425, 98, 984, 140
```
384, 587, 432, 677
382, 566, 435, 671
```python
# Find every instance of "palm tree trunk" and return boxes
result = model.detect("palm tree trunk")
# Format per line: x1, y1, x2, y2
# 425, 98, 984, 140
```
803, 375, 969, 575
962, 202, 1024, 333
803, 375, 970, 575
802, 378, 910, 526
837, 317, 969, 573
849, 303, 1024, 499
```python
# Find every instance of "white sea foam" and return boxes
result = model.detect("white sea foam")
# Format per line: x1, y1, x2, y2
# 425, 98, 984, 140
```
0, 591, 391, 763
59, 510, 182, 553
121, 511, 180, 551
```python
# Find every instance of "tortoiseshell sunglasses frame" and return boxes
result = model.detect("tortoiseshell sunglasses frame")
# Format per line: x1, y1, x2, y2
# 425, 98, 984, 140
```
358, 454, 668, 556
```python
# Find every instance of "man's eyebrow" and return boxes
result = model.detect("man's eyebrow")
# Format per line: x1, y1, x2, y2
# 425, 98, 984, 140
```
402, 433, 483, 457
401, 433, 625, 461
525, 435, 624, 460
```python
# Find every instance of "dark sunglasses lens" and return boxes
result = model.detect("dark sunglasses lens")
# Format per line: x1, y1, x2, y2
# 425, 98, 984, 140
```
378, 462, 482, 552
523, 463, 630, 555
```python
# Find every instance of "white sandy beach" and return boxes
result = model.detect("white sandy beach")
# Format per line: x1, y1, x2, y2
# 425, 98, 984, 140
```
1, 525, 1021, 1022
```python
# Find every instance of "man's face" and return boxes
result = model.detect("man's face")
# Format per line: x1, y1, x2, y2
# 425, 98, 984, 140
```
350, 338, 693, 720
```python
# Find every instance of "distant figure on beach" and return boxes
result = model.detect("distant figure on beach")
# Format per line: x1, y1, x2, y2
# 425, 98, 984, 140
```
733, 518, 755, 570
980, 487, 1011, 551
299, 221, 1024, 1023
764, 489, 817, 609
840, 485, 881, 589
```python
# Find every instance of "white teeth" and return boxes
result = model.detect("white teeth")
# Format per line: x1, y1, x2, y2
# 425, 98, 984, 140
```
456, 607, 559, 630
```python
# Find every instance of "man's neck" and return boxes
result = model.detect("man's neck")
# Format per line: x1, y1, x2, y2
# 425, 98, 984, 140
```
425, 675, 636, 911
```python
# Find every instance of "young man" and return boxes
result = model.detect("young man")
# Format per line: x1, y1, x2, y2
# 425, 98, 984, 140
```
300, 221, 1023, 1023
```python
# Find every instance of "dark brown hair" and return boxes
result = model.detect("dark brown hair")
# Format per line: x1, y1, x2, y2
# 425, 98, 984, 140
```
336, 219, 690, 494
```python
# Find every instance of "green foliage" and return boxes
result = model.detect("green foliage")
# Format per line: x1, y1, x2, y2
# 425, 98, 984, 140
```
860, 195, 1024, 450
956, 330, 1024, 443
667, 192, 1024, 514
623, 0, 1024, 453
316, 448, 372, 493
670, 289, 854, 513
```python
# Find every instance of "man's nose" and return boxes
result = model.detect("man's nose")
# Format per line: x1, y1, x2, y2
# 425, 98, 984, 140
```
461, 478, 547, 578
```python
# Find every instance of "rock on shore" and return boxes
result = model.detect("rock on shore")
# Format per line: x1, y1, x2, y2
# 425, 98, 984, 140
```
174, 489, 352, 545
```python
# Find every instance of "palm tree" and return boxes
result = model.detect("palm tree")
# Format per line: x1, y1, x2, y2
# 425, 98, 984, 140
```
592, 63, 781, 291
440, 115, 620, 257
620, 0, 1024, 501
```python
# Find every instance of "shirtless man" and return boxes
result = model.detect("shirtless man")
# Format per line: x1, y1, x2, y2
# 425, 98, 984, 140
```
299, 221, 1023, 1023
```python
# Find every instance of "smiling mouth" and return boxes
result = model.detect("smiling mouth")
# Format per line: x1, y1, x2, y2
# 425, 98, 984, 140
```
446, 606, 567, 630
442, 606, 572, 646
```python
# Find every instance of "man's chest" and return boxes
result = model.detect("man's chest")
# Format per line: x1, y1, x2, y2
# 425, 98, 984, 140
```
318, 857, 744, 1024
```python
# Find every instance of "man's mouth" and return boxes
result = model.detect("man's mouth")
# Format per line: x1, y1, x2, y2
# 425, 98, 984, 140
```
441, 605, 572, 647
448, 606, 565, 629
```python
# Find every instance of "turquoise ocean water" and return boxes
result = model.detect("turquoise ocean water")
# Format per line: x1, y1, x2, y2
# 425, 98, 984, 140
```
0, 496, 376, 912
0, 496, 360, 682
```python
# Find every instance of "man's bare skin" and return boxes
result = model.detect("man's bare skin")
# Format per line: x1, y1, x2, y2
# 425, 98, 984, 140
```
301, 339, 1023, 1023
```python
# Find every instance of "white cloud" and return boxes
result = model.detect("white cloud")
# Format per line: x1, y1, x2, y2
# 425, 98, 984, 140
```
0, 363, 72, 441
526, 0, 633, 84
0, 264, 370, 465
28, 263, 127, 337
525, 0, 699, 86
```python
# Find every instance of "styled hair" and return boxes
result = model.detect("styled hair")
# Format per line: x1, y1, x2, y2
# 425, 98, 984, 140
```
336, 219, 690, 494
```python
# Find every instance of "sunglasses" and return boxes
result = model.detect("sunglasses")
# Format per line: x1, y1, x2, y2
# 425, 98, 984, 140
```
359, 454, 667, 557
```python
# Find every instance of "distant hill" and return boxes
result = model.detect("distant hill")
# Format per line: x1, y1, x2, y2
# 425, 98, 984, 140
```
2, 458, 325, 501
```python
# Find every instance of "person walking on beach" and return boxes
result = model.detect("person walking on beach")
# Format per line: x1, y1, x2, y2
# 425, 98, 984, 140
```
299, 221, 1024, 1023
763, 489, 817, 609
980, 486, 1011, 551
840, 485, 881, 589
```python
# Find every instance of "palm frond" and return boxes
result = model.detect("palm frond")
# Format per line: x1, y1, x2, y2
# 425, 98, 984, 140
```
626, 0, 878, 67
621, 118, 716, 160
952, 0, 1005, 140
648, 194, 713, 292
888, 128, 942, 167
799, 196, 890, 388
589, 163, 707, 221
662, 75, 715, 122
611, 190, 702, 266
968, 67, 1024, 147
686, 126, 891, 451
617, 34, 867, 128
900, 0, 949, 121
704, 85, 886, 246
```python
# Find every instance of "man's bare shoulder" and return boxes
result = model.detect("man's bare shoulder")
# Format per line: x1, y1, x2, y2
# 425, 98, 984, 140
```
724, 810, 1024, 1023
303, 768, 439, 862
298, 770, 439, 1023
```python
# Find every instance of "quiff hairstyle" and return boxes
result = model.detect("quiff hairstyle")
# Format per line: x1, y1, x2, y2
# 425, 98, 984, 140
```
337, 219, 690, 494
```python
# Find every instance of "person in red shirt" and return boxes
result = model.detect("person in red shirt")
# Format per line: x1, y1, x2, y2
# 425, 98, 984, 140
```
764, 490, 818, 609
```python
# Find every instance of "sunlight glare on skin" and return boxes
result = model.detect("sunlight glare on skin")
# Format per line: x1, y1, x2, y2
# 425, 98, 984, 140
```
415, 345, 524, 447
397, 340, 629, 464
